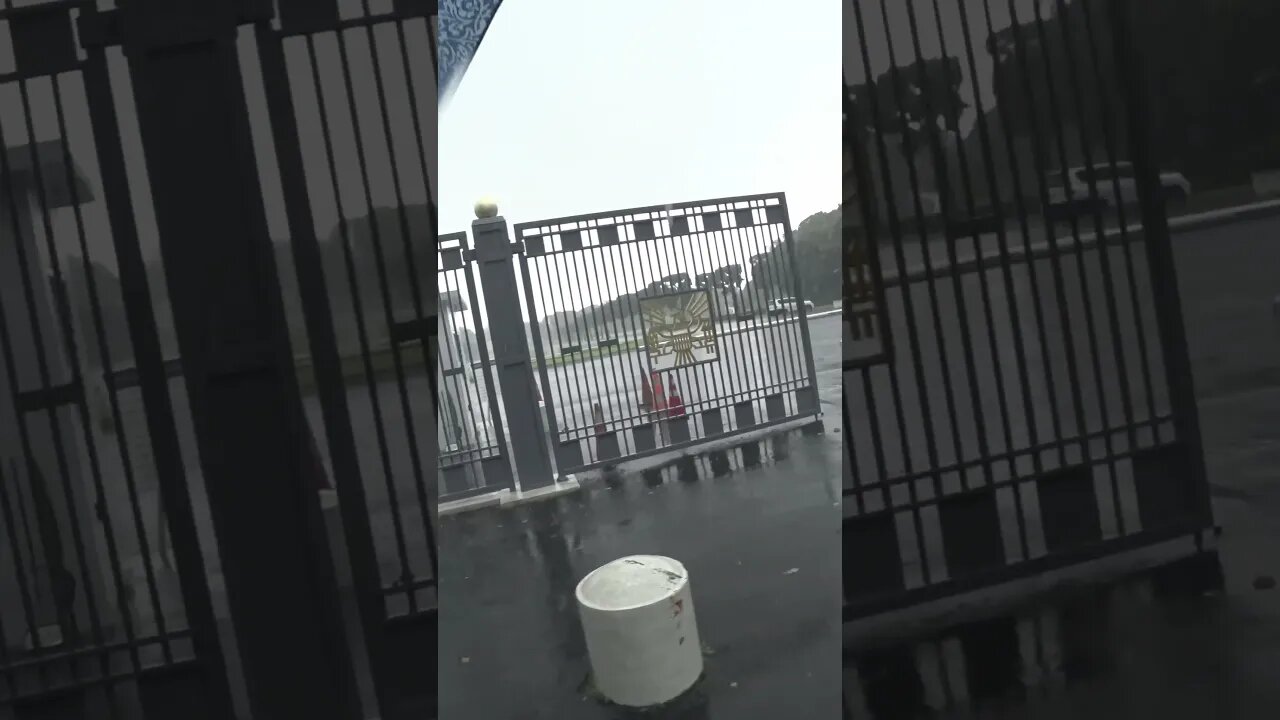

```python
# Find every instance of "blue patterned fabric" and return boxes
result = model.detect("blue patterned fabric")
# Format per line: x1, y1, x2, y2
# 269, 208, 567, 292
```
438, 0, 507, 102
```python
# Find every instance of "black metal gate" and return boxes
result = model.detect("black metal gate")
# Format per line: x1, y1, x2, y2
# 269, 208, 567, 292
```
515, 194, 824, 477
248, 2, 438, 718
0, 2, 234, 717
1, 1, 436, 719
435, 230, 513, 502
842, 0, 1214, 621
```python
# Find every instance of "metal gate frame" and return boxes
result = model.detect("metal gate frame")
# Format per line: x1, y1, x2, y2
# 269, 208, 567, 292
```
0, 1, 437, 719
0, 2, 238, 717
515, 193, 824, 477
436, 230, 514, 502
252, 1, 438, 718
841, 0, 1217, 624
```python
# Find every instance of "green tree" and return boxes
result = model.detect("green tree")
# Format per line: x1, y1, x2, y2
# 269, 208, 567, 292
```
851, 57, 966, 152
849, 57, 967, 221
742, 207, 841, 308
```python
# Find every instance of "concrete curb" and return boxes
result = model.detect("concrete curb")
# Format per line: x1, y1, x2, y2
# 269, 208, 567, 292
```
885, 198, 1280, 288
1168, 197, 1280, 233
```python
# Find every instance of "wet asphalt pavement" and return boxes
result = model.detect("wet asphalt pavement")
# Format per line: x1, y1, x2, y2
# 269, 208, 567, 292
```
438, 312, 845, 718
438, 430, 843, 719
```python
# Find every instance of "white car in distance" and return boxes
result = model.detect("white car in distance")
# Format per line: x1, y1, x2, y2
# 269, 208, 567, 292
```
768, 297, 815, 317
1047, 162, 1191, 216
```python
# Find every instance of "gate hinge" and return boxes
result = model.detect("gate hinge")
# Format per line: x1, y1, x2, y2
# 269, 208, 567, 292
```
78, 0, 275, 50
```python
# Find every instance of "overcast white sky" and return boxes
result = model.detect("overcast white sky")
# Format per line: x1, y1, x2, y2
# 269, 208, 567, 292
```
438, 0, 842, 236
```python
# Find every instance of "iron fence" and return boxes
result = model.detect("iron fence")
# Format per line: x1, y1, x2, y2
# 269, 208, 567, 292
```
0, 2, 225, 716
515, 193, 823, 477
435, 231, 513, 502
0, 0, 438, 718
842, 0, 1214, 622
248, 1, 438, 716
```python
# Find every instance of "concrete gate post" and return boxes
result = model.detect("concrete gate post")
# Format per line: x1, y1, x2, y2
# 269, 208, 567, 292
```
470, 205, 556, 491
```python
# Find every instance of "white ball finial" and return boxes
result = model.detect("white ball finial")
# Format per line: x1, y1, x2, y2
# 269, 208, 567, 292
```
474, 196, 499, 219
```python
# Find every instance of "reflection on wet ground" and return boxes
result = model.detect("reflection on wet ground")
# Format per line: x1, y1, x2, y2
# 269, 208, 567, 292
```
845, 555, 1280, 719
439, 426, 842, 719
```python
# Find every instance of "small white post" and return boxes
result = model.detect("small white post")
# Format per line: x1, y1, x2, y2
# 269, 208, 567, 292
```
576, 555, 703, 707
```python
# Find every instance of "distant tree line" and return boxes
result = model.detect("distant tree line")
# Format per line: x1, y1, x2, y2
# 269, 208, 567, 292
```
847, 0, 1280, 220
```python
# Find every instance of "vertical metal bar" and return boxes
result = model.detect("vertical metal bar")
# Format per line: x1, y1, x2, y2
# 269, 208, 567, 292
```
526, 247, 574, 464
459, 237, 514, 490
1077, 0, 1160, 437
560, 243, 605, 453
854, 0, 938, 487
705, 219, 743, 426
571, 242, 607, 444
872, 0, 961, 499
22, 71, 149, 686
844, 76, 896, 365
252, 18, 398, 716
1047, 0, 1141, 534
579, 242, 615, 444
0, 94, 110, 695
947, 0, 1044, 489
742, 218, 789, 406
967, 0, 1059, 558
0, 454, 46, 689
1020, 0, 1114, 463
952, 0, 1061, 485
706, 216, 755, 425
452, 276, 494, 474
761, 210, 804, 404
51, 75, 174, 672
915, 0, 1014, 500
440, 244, 491, 476
479, 216, 555, 488
682, 213, 729, 430
1107, 0, 1213, 527
860, 370, 892, 511
580, 242, 625, 440
752, 206, 805, 411
546, 245, 577, 445
619, 223, 658, 430
850, 0, 933, 583
328, 24, 432, 593
79, 20, 233, 713
743, 214, 773, 415
0, 176, 67, 630
16, 82, 144, 713
332, 15, 437, 584
300, 32, 416, 600
655, 213, 696, 438
114, 1, 363, 715
776, 199, 822, 422
993, 0, 1089, 475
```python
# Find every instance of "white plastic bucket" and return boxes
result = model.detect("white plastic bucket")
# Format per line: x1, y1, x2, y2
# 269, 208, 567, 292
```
576, 555, 702, 707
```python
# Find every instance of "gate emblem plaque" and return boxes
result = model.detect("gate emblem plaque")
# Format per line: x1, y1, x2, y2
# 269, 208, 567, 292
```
640, 289, 719, 370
